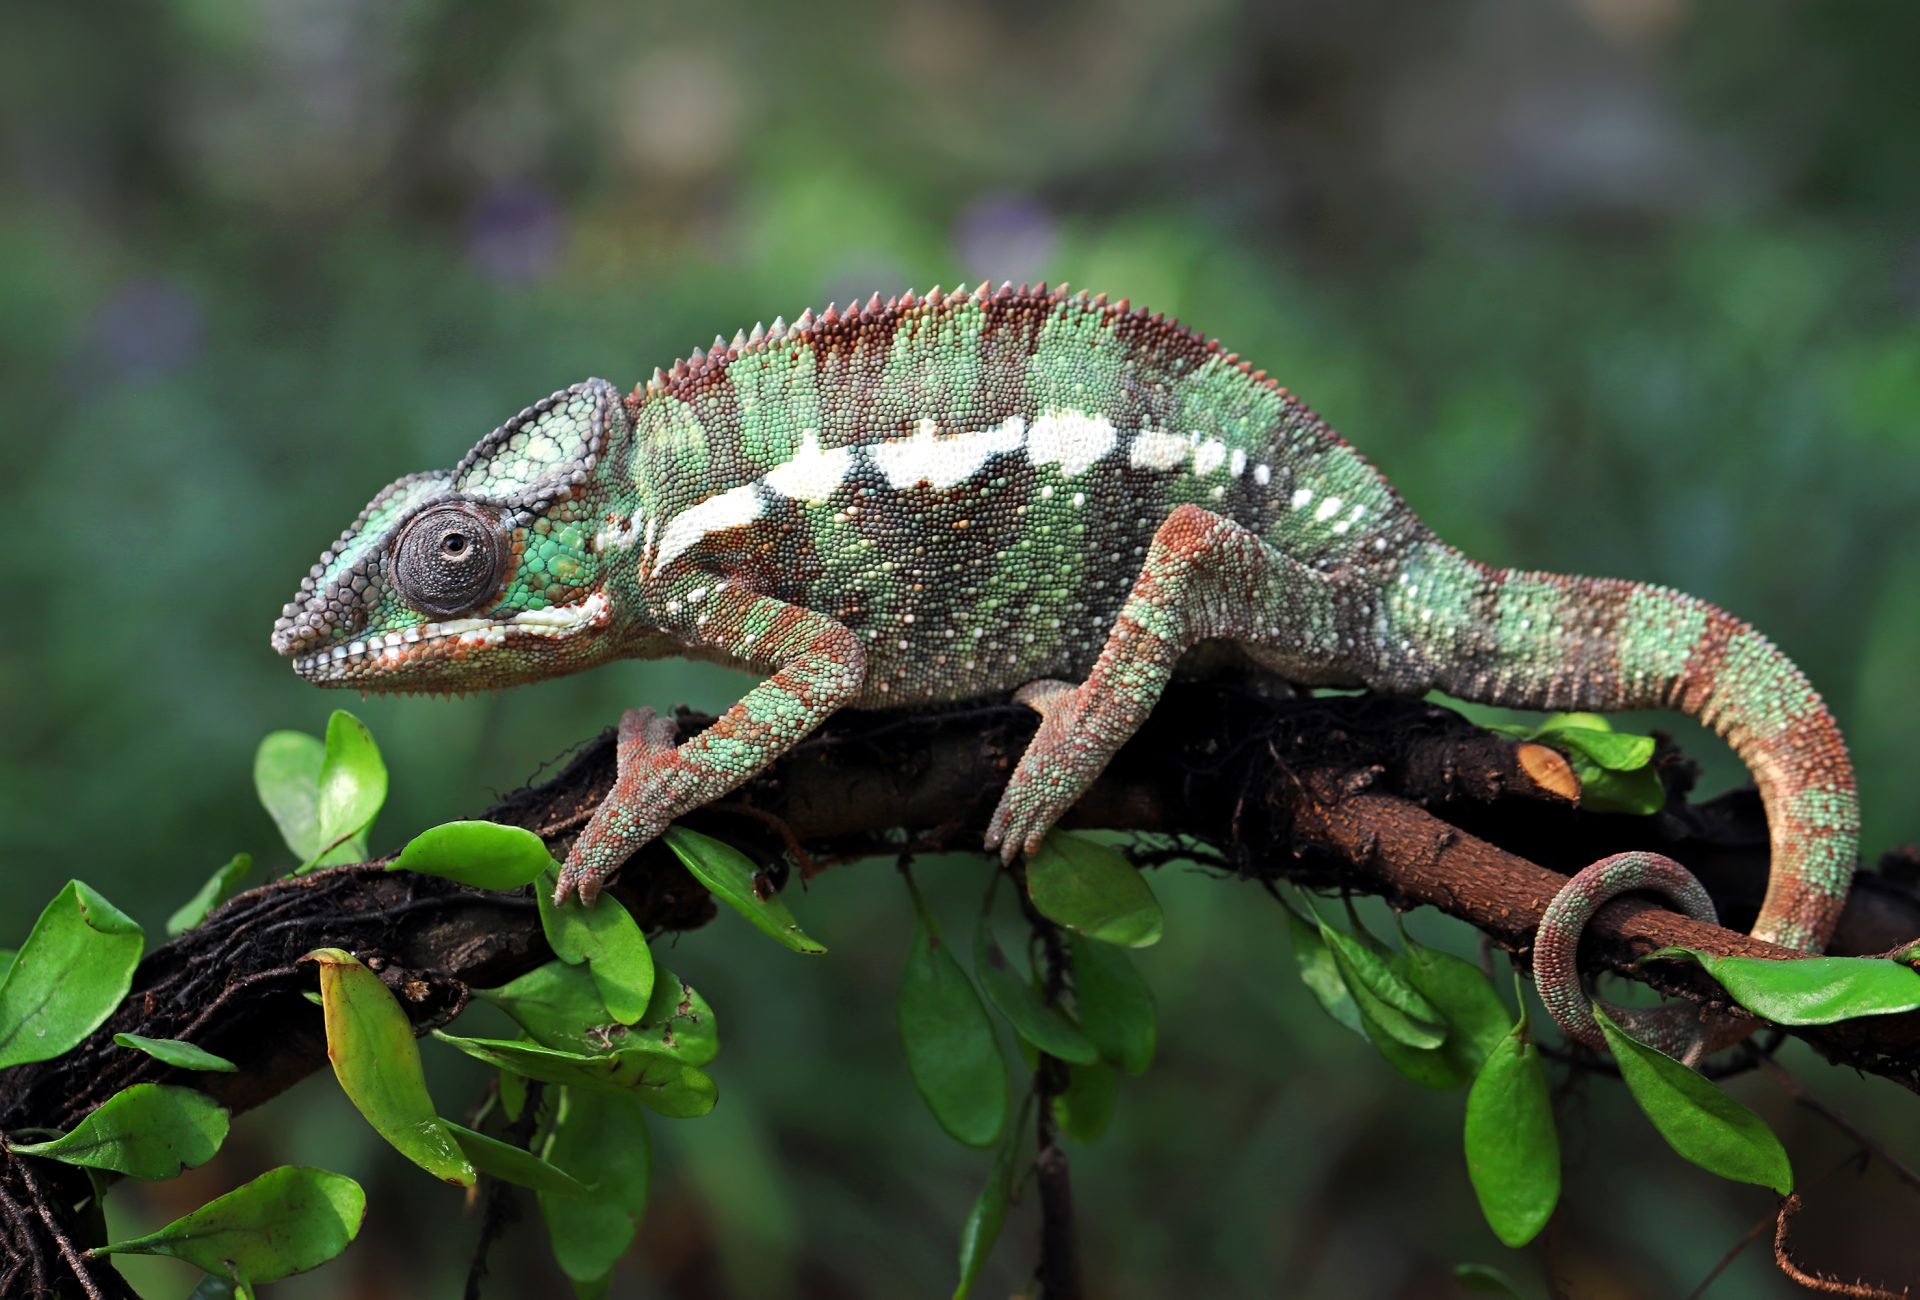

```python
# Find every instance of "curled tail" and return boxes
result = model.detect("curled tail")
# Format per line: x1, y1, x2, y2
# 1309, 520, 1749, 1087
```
1408, 555, 1859, 1051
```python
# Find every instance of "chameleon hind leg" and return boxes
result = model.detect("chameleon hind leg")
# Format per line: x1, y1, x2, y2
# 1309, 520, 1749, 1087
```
986, 503, 1342, 863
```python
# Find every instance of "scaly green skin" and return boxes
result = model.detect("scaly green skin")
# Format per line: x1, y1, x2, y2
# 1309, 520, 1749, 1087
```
271, 283, 1859, 1052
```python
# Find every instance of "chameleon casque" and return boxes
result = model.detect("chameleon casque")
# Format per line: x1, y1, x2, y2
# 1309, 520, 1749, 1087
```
272, 283, 1858, 1053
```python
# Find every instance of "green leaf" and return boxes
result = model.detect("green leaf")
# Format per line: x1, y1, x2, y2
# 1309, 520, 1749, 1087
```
898, 882, 1007, 1147
1024, 833, 1164, 948
1282, 904, 1363, 1035
432, 1032, 718, 1117
0, 950, 13, 984
393, 821, 555, 890
1365, 939, 1513, 1090
1535, 722, 1654, 772
113, 1033, 238, 1073
254, 730, 332, 861
0, 880, 144, 1068
1052, 1060, 1118, 1144
1319, 922, 1444, 1050
306, 947, 475, 1187
954, 1133, 1020, 1299
539, 1088, 652, 1282
480, 960, 715, 1063
444, 1121, 590, 1198
1594, 1004, 1792, 1194
1645, 946, 1920, 1024
478, 960, 610, 1051
662, 827, 827, 954
500, 1068, 529, 1124
167, 854, 255, 936
89, 1165, 365, 1284
1069, 934, 1156, 1075
310, 711, 387, 866
973, 921, 1098, 1065
1463, 1018, 1560, 1247
630, 969, 720, 1067
1451, 1262, 1525, 1296
536, 870, 655, 1024
11, 1084, 228, 1179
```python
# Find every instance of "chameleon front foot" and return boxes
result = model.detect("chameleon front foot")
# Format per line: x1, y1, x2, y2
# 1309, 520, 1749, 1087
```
552, 707, 683, 906
985, 679, 1107, 864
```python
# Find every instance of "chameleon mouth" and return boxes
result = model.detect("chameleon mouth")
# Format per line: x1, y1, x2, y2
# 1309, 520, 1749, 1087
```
289, 590, 612, 685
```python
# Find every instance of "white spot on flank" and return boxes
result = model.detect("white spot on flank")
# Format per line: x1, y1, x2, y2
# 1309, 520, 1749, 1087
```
870, 415, 1025, 490
1291, 488, 1313, 510
1192, 439, 1228, 475
1229, 448, 1247, 477
1313, 495, 1344, 522
1254, 463, 1272, 486
763, 429, 852, 502
1129, 427, 1188, 471
1027, 409, 1117, 477
653, 484, 763, 574
1040, 484, 1055, 499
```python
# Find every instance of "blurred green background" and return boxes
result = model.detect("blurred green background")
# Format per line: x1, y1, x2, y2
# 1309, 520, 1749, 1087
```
4, 0, 1919, 1295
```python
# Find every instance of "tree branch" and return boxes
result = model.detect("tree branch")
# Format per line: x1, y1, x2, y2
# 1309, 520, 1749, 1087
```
2, 683, 1918, 1294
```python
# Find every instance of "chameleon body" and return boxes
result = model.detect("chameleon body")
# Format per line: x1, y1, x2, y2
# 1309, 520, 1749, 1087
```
271, 284, 1858, 1051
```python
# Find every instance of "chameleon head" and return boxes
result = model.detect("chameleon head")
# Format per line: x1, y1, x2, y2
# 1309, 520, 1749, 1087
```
271, 378, 635, 692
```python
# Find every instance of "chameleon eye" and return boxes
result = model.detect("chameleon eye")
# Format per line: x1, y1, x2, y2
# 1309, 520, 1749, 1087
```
391, 504, 505, 617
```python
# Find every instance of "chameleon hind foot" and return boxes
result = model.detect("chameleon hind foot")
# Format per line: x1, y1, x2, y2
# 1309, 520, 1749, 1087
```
985, 679, 1100, 863
553, 707, 682, 906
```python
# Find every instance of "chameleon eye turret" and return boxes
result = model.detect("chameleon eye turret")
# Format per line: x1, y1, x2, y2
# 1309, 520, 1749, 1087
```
390, 503, 506, 617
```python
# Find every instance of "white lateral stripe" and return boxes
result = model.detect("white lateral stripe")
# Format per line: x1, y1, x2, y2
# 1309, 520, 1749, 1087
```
870, 415, 1025, 490
762, 429, 851, 503
1027, 409, 1116, 477
1192, 438, 1228, 475
652, 484, 763, 573
1128, 427, 1188, 471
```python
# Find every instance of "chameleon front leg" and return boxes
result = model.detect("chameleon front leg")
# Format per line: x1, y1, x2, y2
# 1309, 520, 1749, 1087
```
987, 503, 1341, 862
553, 587, 867, 904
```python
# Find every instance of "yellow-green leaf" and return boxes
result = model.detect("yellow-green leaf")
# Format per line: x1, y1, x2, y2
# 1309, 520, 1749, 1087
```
305, 947, 474, 1186
662, 827, 826, 954
89, 1166, 364, 1284
1025, 833, 1163, 948
0, 880, 144, 1068
11, 1084, 228, 1179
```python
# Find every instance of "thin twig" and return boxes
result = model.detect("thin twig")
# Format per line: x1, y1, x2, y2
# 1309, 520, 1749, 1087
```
1774, 1193, 1911, 1298
1686, 1151, 1864, 1299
